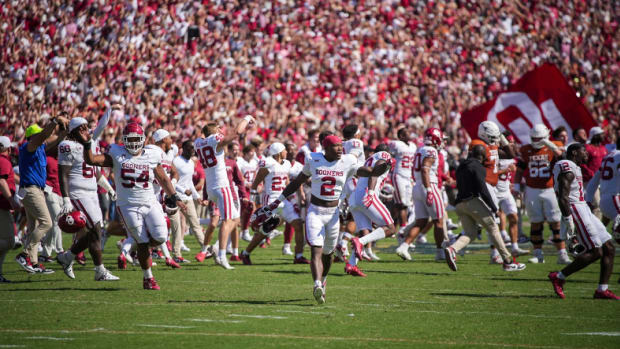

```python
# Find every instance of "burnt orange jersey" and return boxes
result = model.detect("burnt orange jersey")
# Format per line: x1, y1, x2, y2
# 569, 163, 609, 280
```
518, 141, 562, 189
469, 139, 499, 186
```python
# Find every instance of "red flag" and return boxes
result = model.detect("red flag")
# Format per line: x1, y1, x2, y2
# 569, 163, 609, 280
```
461, 63, 596, 144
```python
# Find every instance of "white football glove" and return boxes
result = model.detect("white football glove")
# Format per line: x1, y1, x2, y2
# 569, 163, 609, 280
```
61, 197, 74, 215
560, 215, 575, 240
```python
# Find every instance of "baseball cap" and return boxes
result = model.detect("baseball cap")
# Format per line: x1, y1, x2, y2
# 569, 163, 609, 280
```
68, 117, 88, 132
0, 136, 10, 149
268, 142, 286, 156
589, 126, 604, 140
25, 124, 43, 138
152, 129, 170, 143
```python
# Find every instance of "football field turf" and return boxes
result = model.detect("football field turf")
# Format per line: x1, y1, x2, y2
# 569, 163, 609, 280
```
1, 232, 619, 348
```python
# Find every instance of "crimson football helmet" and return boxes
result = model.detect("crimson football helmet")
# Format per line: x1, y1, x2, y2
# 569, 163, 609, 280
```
58, 211, 87, 233
250, 206, 281, 236
123, 122, 145, 155
423, 128, 443, 148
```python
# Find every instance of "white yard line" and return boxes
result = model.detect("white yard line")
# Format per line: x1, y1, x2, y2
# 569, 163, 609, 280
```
229, 314, 288, 319
275, 310, 332, 315
187, 319, 245, 323
137, 324, 195, 329
25, 336, 73, 341
563, 332, 620, 337
0, 345, 26, 348
0, 328, 593, 349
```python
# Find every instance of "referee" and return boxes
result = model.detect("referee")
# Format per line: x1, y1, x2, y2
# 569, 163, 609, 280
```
443, 145, 525, 272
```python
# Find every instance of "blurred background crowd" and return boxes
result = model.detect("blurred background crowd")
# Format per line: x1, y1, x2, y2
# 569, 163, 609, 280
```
1, 0, 618, 159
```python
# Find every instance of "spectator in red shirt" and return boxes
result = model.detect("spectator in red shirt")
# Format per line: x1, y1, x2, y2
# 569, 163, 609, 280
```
583, 127, 608, 183
0, 136, 17, 282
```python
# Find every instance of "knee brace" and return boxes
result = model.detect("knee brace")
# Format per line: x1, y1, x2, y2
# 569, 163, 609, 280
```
530, 229, 544, 245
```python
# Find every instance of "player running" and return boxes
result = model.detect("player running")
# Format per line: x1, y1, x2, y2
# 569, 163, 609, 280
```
548, 143, 618, 299
80, 121, 186, 290
514, 124, 570, 264
389, 128, 417, 232
56, 106, 119, 281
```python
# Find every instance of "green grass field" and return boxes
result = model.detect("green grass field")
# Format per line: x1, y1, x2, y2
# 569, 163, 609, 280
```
1, 223, 619, 349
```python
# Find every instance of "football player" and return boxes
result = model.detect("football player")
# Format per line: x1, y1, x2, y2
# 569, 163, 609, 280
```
389, 128, 417, 233
80, 121, 186, 290
586, 135, 620, 227
548, 143, 618, 299
514, 124, 570, 264
237, 144, 258, 242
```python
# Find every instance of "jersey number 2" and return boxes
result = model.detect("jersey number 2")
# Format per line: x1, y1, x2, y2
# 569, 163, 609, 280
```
320, 176, 336, 196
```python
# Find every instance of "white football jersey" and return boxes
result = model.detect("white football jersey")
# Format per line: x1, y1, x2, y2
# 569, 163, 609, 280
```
343, 138, 366, 167
109, 144, 163, 206
289, 160, 304, 180
351, 151, 392, 204
497, 159, 516, 193
302, 153, 358, 201
260, 157, 292, 201
237, 156, 258, 186
194, 134, 228, 190
173, 155, 196, 201
553, 159, 585, 204
389, 140, 416, 178
413, 146, 439, 185
145, 144, 177, 196
599, 150, 620, 195
57, 139, 98, 199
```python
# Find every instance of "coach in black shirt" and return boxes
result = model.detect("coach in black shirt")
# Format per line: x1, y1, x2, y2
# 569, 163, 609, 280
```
443, 145, 525, 272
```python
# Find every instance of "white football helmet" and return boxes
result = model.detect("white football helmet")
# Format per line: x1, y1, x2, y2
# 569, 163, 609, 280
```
478, 121, 501, 145
530, 124, 550, 149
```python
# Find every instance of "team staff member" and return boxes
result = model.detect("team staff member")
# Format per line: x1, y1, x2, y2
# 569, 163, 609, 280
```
444, 145, 525, 272
0, 137, 17, 282
15, 116, 68, 274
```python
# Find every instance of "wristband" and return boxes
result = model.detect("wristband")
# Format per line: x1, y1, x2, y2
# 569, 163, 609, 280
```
83, 141, 91, 150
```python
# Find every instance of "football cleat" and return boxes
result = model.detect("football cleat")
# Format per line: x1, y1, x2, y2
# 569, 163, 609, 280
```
229, 255, 242, 262
435, 249, 446, 261
511, 247, 530, 257
444, 247, 458, 271
490, 254, 503, 264
293, 256, 310, 264
350, 237, 363, 260
217, 257, 235, 270
361, 250, 372, 261
395, 245, 412, 261
117, 254, 127, 270
593, 289, 620, 300
416, 235, 428, 244
368, 250, 381, 261
181, 243, 190, 252
195, 251, 206, 263
173, 257, 191, 264
76, 252, 86, 265
56, 252, 75, 279
32, 263, 54, 274
333, 245, 346, 263
95, 269, 120, 281
502, 260, 526, 272
143, 277, 160, 290
548, 272, 566, 299
313, 285, 325, 305
15, 253, 34, 273
282, 245, 293, 256
241, 230, 253, 242
345, 263, 366, 277
165, 258, 181, 269
528, 255, 545, 264
240, 253, 252, 265
557, 253, 572, 265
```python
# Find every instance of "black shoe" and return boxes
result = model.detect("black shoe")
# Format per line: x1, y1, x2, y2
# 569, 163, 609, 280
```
0, 275, 11, 283
32, 263, 54, 274
15, 253, 34, 273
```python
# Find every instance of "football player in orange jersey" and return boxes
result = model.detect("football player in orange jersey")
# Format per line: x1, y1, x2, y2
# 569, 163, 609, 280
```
470, 121, 517, 264
514, 124, 571, 264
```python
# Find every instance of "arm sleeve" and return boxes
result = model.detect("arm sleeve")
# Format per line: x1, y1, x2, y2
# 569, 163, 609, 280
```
92, 108, 111, 141
585, 170, 600, 203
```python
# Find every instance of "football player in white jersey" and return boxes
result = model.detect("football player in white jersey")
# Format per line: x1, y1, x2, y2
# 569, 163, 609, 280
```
194, 117, 254, 269
586, 136, 620, 226
258, 135, 372, 304
295, 129, 322, 165
496, 158, 529, 256
56, 106, 119, 281
116, 129, 182, 270
396, 128, 446, 261
241, 142, 309, 264
389, 128, 417, 231
80, 122, 187, 290
346, 144, 397, 276
237, 144, 258, 242
548, 143, 618, 299
283, 141, 306, 256
342, 125, 366, 166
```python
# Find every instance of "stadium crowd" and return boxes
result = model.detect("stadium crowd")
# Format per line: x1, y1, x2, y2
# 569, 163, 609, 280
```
0, 1, 619, 302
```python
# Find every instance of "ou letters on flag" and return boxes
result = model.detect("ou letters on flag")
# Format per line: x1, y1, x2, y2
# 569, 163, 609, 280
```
461, 63, 597, 144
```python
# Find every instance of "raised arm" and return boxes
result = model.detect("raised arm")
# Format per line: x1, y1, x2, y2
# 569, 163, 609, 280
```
27, 116, 68, 152
216, 115, 254, 153
83, 141, 113, 168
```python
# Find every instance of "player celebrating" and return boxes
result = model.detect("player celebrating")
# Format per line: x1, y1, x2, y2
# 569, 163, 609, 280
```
497, 157, 529, 256
237, 144, 258, 242
80, 121, 186, 290
56, 107, 119, 281
586, 136, 620, 227
256, 135, 370, 304
347, 144, 397, 276
396, 128, 446, 261
241, 142, 308, 264
389, 128, 417, 231
194, 116, 255, 270
548, 143, 618, 299
514, 124, 570, 264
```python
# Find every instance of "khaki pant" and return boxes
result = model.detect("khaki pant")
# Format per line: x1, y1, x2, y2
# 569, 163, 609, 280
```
22, 186, 52, 263
452, 198, 511, 262
0, 209, 16, 272
42, 190, 63, 257
170, 199, 204, 258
